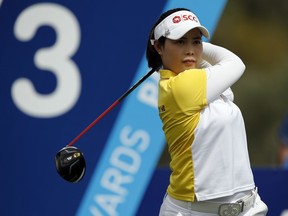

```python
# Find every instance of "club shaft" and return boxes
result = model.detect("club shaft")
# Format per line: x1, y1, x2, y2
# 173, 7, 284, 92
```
67, 67, 159, 146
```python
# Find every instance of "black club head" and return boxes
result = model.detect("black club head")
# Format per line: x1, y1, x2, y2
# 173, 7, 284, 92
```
55, 146, 86, 183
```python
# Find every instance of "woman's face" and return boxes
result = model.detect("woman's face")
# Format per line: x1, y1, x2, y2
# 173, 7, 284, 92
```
156, 28, 203, 74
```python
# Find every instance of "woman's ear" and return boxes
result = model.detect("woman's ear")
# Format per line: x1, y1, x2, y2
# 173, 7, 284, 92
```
154, 40, 162, 55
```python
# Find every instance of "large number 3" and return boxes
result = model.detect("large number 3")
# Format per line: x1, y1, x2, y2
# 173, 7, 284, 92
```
12, 3, 81, 118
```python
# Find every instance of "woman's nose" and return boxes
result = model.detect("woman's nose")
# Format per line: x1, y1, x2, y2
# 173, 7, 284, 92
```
185, 43, 194, 55
185, 48, 194, 55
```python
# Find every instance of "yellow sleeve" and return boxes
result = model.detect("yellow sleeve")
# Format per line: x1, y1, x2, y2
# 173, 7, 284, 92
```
170, 69, 207, 112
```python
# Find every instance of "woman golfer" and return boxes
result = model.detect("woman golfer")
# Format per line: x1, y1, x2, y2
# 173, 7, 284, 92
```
146, 8, 268, 216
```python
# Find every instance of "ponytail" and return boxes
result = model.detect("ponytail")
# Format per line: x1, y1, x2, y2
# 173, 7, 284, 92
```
146, 30, 164, 69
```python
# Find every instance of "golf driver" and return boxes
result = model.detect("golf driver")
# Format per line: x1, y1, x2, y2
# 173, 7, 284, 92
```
55, 146, 85, 183
55, 67, 159, 183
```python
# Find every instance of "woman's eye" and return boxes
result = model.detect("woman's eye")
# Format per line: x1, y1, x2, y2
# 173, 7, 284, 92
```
176, 40, 185, 45
194, 40, 202, 44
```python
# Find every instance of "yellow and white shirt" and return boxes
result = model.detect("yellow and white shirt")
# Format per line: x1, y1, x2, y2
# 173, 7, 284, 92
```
158, 43, 255, 202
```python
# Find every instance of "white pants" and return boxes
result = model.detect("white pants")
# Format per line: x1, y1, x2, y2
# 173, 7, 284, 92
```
159, 193, 268, 216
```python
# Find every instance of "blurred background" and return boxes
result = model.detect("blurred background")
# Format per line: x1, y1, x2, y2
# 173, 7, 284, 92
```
158, 0, 288, 168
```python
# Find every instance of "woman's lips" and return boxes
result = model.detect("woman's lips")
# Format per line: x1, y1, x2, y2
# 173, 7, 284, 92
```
183, 59, 196, 67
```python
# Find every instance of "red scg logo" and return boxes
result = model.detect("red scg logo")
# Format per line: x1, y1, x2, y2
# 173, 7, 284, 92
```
172, 14, 199, 24
172, 16, 181, 23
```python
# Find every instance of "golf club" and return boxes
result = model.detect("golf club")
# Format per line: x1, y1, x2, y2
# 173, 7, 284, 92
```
55, 67, 159, 182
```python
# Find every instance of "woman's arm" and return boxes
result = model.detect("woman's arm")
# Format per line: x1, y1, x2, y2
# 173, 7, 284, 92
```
202, 42, 245, 103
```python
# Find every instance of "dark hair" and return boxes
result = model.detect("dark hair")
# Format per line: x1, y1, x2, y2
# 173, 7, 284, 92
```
146, 8, 190, 69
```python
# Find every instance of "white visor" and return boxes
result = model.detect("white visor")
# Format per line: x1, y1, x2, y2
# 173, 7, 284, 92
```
151, 10, 210, 45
